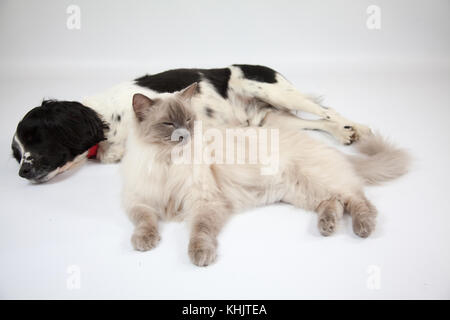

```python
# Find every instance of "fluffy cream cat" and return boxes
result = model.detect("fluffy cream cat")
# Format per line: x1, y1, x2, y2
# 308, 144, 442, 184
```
121, 83, 410, 266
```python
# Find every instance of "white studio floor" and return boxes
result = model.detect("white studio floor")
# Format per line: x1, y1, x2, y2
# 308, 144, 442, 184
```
0, 62, 449, 299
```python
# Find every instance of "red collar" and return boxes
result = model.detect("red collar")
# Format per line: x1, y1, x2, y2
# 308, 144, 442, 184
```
87, 144, 99, 159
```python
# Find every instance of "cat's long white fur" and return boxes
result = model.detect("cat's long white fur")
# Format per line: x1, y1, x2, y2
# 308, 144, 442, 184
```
120, 88, 411, 266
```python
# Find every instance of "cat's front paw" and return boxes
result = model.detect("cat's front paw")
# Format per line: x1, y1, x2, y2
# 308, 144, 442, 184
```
352, 216, 376, 238
131, 227, 161, 251
188, 236, 217, 267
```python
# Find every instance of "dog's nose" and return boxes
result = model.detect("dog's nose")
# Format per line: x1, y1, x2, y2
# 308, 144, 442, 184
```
19, 164, 37, 179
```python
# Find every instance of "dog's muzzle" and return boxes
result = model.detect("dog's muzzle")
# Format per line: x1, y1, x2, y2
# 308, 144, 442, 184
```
18, 162, 38, 180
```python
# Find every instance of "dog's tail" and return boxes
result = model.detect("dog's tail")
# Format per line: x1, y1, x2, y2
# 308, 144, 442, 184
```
348, 133, 411, 185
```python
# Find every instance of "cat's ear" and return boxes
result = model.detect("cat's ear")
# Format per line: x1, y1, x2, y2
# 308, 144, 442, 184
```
132, 93, 154, 121
179, 82, 199, 100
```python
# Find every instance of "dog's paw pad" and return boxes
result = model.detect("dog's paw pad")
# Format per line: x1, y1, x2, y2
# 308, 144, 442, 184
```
337, 125, 359, 145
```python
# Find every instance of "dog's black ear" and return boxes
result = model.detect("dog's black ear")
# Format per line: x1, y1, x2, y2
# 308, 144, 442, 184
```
41, 100, 108, 156
132, 93, 155, 121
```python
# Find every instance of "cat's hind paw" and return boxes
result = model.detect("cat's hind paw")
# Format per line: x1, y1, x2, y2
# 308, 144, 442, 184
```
318, 213, 337, 236
352, 216, 376, 238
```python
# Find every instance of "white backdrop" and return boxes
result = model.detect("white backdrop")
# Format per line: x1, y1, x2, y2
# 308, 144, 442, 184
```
0, 0, 449, 299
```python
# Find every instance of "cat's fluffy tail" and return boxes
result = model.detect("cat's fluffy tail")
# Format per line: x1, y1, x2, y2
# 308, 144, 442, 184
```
348, 133, 411, 185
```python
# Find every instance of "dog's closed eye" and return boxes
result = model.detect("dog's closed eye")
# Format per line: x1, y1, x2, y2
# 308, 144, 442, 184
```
162, 122, 175, 127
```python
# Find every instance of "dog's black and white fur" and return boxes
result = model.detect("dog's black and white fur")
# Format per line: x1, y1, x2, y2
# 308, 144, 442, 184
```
12, 64, 370, 183
12, 100, 108, 182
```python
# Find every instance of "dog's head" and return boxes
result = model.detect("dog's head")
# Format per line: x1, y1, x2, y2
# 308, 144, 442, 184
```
12, 100, 108, 183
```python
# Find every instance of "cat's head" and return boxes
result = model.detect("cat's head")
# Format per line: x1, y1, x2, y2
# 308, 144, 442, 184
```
131, 83, 198, 146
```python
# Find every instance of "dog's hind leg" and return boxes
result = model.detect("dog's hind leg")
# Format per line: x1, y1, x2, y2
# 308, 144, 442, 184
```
229, 65, 371, 144
263, 112, 359, 145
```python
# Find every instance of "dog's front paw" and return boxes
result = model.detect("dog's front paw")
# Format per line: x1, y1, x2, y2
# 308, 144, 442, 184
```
97, 149, 123, 163
131, 227, 161, 251
96, 143, 124, 163
188, 236, 218, 267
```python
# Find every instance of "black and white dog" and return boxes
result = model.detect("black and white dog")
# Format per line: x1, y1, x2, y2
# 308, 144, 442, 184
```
12, 64, 370, 183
